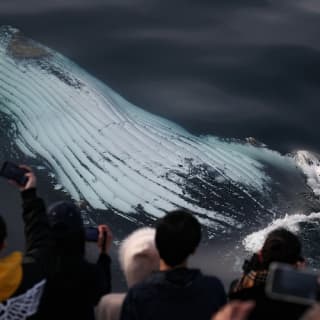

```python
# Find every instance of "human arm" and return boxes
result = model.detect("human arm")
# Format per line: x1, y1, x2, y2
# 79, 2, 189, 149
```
17, 167, 51, 269
92, 224, 113, 303
96, 250, 112, 296
97, 224, 113, 256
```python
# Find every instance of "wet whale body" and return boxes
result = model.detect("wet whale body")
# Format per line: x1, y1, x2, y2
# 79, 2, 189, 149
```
0, 26, 319, 236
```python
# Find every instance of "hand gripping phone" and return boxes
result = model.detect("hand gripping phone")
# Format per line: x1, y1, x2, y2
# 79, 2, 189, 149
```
0, 161, 29, 186
85, 226, 107, 247
266, 262, 320, 305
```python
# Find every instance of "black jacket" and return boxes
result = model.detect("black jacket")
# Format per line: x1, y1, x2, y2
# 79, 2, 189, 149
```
120, 268, 226, 320
229, 284, 309, 320
37, 252, 111, 320
0, 188, 51, 319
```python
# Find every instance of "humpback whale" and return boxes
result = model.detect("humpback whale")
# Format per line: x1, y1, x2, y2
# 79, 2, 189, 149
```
0, 26, 319, 238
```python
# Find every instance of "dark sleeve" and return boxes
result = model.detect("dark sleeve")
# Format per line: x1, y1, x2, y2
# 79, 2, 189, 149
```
211, 277, 227, 309
21, 188, 51, 270
120, 289, 139, 320
218, 280, 227, 306
92, 253, 112, 305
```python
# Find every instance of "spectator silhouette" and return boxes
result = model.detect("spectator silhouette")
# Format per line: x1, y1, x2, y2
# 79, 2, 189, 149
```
96, 227, 159, 320
229, 228, 308, 320
120, 209, 226, 320
0, 165, 50, 319
36, 200, 113, 320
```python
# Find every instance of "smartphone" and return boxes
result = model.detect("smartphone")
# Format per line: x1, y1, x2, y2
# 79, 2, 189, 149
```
85, 227, 99, 242
0, 161, 29, 186
266, 262, 320, 305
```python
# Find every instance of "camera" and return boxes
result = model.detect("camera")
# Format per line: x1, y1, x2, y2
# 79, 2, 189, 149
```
266, 262, 320, 305
0, 161, 29, 186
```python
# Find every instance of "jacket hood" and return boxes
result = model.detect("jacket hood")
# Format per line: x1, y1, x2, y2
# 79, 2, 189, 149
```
162, 268, 201, 288
47, 201, 83, 234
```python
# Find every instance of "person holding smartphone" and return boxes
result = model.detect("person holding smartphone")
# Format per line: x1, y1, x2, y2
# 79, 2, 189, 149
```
0, 164, 51, 319
35, 200, 113, 320
120, 210, 226, 320
229, 228, 309, 320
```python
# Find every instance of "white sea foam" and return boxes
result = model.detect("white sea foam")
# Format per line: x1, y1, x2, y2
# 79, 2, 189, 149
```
243, 212, 320, 252
294, 150, 320, 196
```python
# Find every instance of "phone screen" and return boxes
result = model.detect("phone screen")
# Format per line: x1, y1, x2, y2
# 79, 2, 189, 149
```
85, 227, 99, 242
266, 263, 320, 305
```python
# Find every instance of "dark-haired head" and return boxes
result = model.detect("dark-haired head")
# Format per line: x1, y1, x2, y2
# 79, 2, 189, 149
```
261, 228, 302, 268
47, 201, 85, 257
155, 209, 201, 267
0, 215, 7, 249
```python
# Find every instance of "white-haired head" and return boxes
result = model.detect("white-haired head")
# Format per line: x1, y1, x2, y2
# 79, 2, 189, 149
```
119, 227, 160, 288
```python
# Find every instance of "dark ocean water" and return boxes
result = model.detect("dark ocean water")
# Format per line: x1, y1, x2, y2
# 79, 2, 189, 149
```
0, 0, 320, 155
1, 0, 320, 292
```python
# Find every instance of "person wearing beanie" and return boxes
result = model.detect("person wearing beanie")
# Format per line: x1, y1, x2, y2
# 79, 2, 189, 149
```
120, 209, 226, 320
96, 227, 160, 320
36, 200, 113, 320
0, 165, 51, 319
229, 228, 308, 320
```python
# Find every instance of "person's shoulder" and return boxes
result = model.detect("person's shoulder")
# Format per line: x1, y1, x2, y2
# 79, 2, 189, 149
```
199, 273, 224, 288
97, 293, 126, 320
192, 273, 226, 297
129, 274, 157, 292
76, 259, 94, 271
126, 273, 161, 300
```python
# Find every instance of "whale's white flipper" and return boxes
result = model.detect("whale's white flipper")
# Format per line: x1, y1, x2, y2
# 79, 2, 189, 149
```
0, 26, 319, 232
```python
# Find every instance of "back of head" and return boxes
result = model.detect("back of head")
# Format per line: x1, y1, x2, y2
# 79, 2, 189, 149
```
47, 201, 85, 257
0, 215, 7, 247
119, 227, 159, 288
261, 228, 302, 268
155, 209, 201, 267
